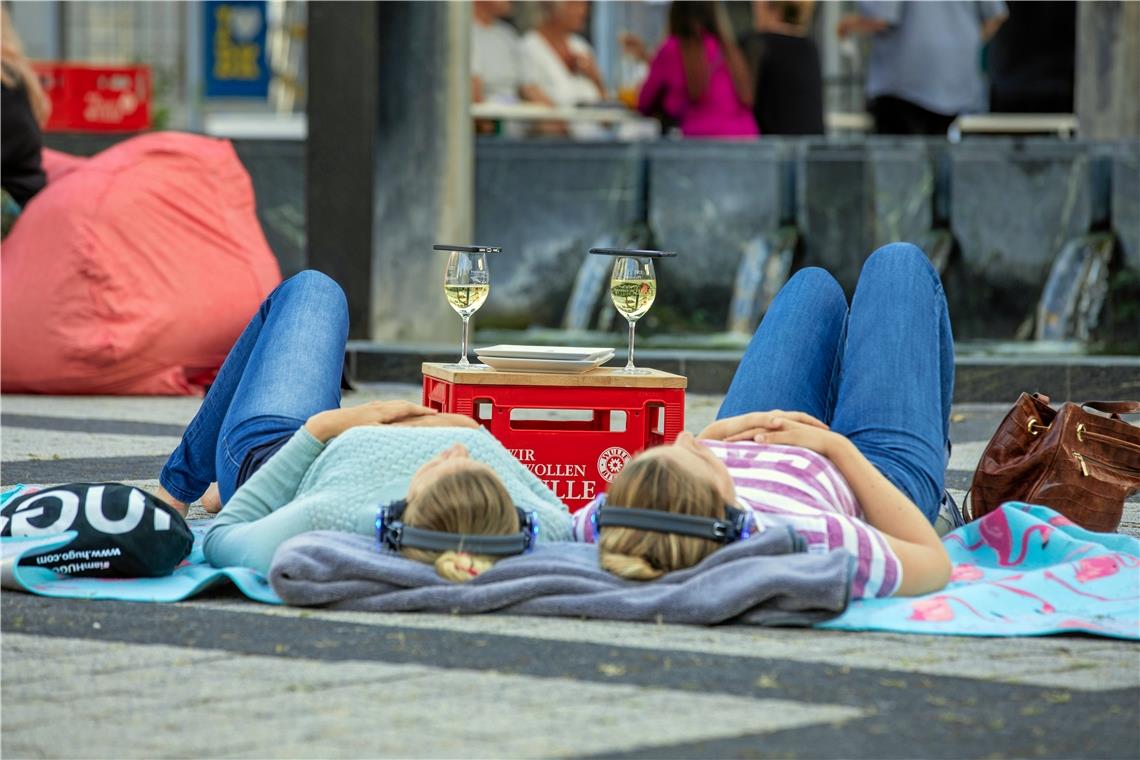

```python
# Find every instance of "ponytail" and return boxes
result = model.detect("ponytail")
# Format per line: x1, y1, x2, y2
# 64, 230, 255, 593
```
433, 551, 496, 582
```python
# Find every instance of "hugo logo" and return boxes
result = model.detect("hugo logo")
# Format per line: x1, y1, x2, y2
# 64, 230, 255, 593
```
0, 486, 171, 536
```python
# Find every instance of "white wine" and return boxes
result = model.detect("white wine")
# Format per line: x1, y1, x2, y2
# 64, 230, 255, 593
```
610, 278, 656, 321
444, 283, 489, 315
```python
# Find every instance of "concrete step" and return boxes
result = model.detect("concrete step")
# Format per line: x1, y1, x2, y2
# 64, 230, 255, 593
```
346, 341, 1140, 402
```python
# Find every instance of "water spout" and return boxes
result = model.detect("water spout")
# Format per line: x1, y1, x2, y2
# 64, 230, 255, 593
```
1036, 233, 1115, 341
727, 228, 798, 335
562, 235, 621, 332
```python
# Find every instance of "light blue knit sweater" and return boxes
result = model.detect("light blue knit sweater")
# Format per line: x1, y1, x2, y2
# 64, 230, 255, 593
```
203, 426, 572, 574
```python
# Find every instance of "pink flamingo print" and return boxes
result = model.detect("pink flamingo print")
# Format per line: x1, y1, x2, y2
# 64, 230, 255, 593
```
1046, 571, 1140, 602
974, 510, 1053, 566
950, 564, 985, 582
991, 581, 1056, 614
1048, 515, 1076, 527
1061, 544, 1095, 563
908, 595, 994, 622
1074, 555, 1140, 583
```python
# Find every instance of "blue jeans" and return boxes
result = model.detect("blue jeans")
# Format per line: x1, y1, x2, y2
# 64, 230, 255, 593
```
159, 271, 349, 505
718, 243, 954, 523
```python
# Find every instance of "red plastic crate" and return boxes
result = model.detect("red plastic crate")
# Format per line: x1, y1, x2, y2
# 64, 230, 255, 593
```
32, 63, 151, 133
422, 364, 686, 510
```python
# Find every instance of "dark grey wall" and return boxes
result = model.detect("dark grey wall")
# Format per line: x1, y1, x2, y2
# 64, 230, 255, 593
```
647, 141, 784, 329
474, 140, 643, 327
42, 133, 1137, 342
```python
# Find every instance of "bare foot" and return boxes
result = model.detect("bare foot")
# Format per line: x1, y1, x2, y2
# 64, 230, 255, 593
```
153, 484, 189, 517
200, 482, 222, 514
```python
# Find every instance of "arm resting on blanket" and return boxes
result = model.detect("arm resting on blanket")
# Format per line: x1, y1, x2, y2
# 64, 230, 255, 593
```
827, 438, 951, 596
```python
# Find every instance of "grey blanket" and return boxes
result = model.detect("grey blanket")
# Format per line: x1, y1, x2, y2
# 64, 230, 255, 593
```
269, 528, 854, 626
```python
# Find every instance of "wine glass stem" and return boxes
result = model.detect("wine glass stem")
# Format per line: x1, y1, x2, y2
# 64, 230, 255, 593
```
626, 319, 636, 371
459, 315, 471, 366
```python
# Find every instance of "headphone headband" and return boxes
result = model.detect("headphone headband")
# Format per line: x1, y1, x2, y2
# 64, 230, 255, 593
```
376, 501, 538, 557
594, 503, 754, 544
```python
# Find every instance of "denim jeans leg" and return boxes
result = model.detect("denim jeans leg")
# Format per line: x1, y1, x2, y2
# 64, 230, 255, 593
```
215, 270, 349, 502
158, 271, 348, 504
830, 244, 955, 522
718, 267, 848, 423
158, 280, 292, 503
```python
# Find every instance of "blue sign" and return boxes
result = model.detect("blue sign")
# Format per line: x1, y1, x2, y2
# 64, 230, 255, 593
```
203, 1, 270, 98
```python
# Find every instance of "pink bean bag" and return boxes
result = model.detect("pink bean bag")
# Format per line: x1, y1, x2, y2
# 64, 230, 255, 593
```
2, 132, 281, 394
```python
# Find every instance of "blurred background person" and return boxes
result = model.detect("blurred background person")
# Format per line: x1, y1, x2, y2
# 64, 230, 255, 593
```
1, 5, 50, 235
522, 0, 606, 138
472, 0, 551, 106
838, 0, 1008, 135
739, 0, 824, 135
471, 0, 552, 136
624, 0, 757, 139
986, 0, 1075, 114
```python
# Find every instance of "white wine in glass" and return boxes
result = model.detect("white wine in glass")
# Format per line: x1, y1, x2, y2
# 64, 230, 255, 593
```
610, 256, 656, 374
444, 282, 489, 315
437, 245, 495, 370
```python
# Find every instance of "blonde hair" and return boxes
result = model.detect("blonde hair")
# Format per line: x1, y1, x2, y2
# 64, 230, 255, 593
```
1, 7, 51, 127
598, 454, 726, 580
400, 468, 518, 583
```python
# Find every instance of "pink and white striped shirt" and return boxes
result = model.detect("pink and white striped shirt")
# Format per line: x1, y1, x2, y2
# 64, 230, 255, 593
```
573, 441, 903, 598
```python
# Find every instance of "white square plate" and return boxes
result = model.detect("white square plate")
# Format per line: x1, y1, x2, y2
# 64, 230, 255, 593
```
477, 353, 614, 373
475, 344, 615, 362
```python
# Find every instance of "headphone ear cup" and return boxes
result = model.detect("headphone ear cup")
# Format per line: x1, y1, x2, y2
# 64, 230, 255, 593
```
724, 504, 754, 541
376, 499, 410, 550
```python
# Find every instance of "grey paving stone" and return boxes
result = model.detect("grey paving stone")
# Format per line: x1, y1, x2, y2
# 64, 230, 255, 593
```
0, 634, 860, 759
3, 428, 183, 462
191, 601, 1140, 691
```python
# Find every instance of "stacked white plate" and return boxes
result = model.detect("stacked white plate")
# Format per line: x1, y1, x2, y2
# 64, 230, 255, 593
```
474, 345, 615, 373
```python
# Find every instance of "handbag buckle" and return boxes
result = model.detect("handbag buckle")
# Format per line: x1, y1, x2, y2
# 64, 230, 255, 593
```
1027, 418, 1051, 436
1076, 422, 1086, 442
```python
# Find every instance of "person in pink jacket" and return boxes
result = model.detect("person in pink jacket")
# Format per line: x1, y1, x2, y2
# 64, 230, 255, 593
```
630, 1, 759, 138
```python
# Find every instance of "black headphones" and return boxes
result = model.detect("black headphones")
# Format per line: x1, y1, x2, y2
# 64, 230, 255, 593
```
375, 499, 539, 556
592, 496, 755, 544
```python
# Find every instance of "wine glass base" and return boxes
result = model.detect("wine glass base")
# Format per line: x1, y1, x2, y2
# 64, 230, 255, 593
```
441, 362, 489, 371
617, 367, 652, 375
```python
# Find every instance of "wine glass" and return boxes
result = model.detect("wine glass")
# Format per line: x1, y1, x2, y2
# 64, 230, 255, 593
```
609, 255, 656, 374
440, 247, 492, 370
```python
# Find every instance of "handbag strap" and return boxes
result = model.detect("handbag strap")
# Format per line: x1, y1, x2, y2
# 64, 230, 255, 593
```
1081, 401, 1140, 417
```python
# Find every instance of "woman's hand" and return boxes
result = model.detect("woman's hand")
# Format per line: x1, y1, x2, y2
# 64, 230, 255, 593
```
699, 410, 829, 442
304, 401, 438, 443
746, 416, 846, 458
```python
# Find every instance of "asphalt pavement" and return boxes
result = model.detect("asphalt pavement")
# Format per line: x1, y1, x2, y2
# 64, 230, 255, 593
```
2, 385, 1138, 758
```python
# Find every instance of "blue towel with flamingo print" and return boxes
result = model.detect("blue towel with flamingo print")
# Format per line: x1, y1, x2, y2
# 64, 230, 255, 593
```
820, 502, 1140, 640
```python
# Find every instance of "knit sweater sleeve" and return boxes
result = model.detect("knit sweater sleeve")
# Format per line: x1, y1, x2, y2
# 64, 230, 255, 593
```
206, 428, 326, 536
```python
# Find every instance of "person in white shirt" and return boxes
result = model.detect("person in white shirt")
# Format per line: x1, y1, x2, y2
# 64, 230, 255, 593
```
471, 0, 550, 107
520, 0, 607, 138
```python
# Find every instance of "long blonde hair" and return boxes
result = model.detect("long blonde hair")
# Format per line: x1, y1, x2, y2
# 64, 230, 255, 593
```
400, 468, 518, 583
1, 6, 51, 126
598, 454, 726, 580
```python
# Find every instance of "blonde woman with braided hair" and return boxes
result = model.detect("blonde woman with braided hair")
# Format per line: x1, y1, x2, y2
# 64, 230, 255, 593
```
575, 245, 955, 598
155, 271, 571, 579
381, 444, 532, 582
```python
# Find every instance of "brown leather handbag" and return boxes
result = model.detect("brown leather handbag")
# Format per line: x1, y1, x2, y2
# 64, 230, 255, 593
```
968, 393, 1140, 532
